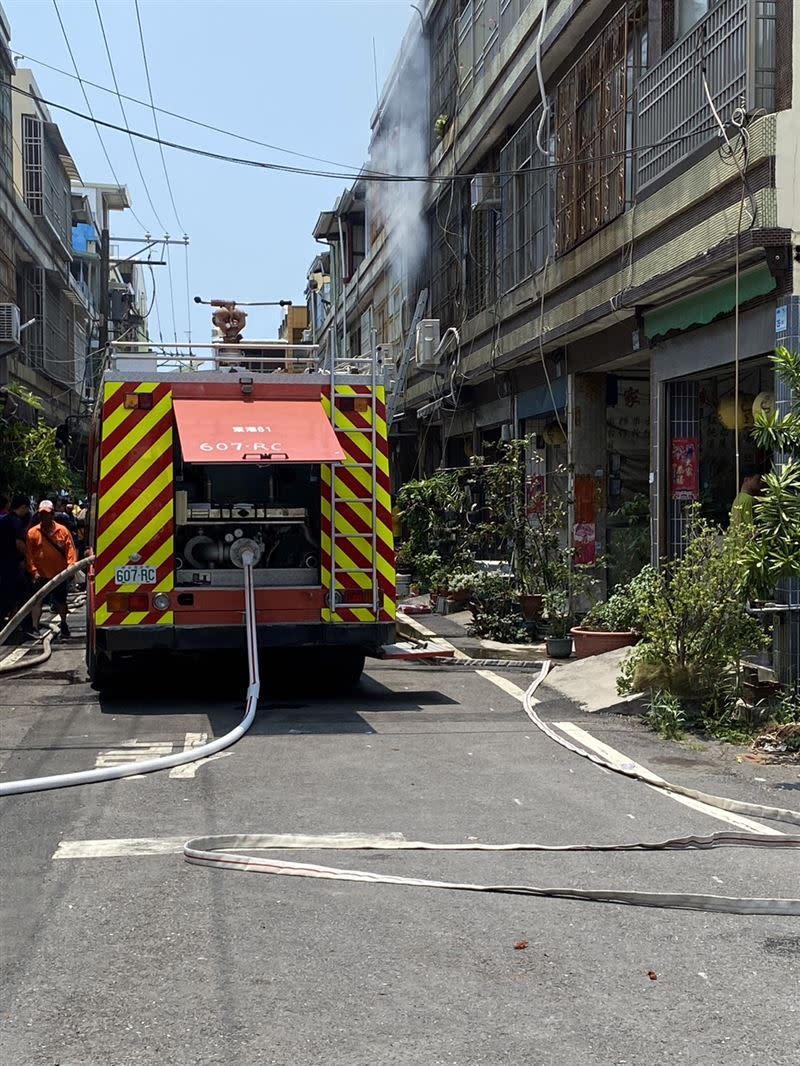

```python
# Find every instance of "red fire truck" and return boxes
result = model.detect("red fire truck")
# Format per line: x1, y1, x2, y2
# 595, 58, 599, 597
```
85, 336, 398, 689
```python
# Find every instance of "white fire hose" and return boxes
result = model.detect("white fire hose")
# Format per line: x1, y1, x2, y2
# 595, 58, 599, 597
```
0, 552, 259, 795
2, 555, 799, 914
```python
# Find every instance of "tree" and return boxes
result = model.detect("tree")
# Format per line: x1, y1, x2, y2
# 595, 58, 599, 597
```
745, 347, 800, 596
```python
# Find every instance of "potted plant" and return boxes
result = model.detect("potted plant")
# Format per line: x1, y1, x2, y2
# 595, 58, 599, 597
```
543, 588, 573, 659
570, 566, 657, 658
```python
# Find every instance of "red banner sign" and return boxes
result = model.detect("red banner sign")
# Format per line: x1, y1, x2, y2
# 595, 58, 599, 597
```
670, 437, 699, 500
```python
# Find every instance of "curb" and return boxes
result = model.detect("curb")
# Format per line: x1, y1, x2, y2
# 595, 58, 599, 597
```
396, 612, 544, 663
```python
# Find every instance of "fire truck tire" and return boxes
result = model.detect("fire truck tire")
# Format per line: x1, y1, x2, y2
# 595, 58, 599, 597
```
87, 645, 115, 690
323, 649, 365, 693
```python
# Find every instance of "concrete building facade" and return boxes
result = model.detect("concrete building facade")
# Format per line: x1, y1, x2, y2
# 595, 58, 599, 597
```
307, 0, 797, 601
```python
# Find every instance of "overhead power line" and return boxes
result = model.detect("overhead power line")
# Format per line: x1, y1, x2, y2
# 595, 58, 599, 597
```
93, 0, 166, 233
51, 0, 148, 230
133, 0, 183, 234
14, 49, 370, 173
9, 81, 724, 185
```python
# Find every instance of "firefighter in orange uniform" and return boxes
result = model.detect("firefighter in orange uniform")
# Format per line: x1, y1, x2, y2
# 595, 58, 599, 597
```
26, 500, 77, 637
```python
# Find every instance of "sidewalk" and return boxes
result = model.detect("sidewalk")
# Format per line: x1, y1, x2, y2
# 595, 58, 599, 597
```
396, 598, 644, 714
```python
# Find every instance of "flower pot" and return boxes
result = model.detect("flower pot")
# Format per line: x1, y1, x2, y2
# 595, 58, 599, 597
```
448, 589, 472, 607
546, 636, 573, 659
518, 593, 544, 621
570, 627, 637, 659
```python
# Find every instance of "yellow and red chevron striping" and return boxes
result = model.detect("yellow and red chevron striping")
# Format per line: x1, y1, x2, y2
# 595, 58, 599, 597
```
94, 382, 175, 628
320, 384, 395, 624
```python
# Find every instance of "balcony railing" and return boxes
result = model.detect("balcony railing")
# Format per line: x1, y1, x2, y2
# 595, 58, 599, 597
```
636, 0, 777, 191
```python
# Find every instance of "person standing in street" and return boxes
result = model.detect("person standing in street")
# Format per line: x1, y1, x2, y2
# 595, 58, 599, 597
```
730, 465, 764, 528
26, 500, 77, 637
0, 494, 33, 636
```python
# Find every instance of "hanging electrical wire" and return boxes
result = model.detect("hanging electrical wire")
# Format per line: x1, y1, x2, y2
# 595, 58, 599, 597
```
14, 49, 378, 174
50, 0, 148, 231
9, 81, 722, 186
133, 0, 184, 233
93, 0, 166, 234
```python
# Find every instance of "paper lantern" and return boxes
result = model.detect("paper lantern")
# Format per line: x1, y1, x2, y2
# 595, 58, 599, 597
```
752, 391, 775, 420
717, 394, 754, 430
542, 421, 567, 445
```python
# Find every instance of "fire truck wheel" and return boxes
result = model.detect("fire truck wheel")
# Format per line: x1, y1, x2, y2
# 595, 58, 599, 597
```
87, 645, 115, 690
319, 648, 365, 694
334, 649, 365, 692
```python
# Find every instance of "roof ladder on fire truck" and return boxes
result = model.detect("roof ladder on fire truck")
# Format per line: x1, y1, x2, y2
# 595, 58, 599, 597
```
328, 340, 381, 617
386, 288, 428, 425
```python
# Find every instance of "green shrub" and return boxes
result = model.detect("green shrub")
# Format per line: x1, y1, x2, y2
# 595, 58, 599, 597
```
581, 565, 660, 634
617, 514, 766, 720
644, 690, 686, 740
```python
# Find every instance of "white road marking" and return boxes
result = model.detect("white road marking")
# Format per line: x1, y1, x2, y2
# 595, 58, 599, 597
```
553, 721, 784, 836
476, 670, 531, 703
168, 732, 232, 779
95, 740, 174, 780
1, 646, 29, 668
53, 831, 408, 861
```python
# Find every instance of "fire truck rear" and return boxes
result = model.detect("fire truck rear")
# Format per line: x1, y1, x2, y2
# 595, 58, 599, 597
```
85, 335, 396, 688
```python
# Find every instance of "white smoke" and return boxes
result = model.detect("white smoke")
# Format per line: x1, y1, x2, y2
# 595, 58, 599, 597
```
366, 27, 429, 284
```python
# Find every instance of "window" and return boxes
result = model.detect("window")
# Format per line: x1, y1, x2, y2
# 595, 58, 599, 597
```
0, 216, 14, 304
430, 0, 458, 150
0, 70, 11, 192
429, 197, 462, 330
22, 115, 44, 216
458, 0, 500, 92
21, 113, 71, 248
18, 264, 44, 370
499, 106, 553, 291
675, 0, 710, 39
554, 6, 638, 256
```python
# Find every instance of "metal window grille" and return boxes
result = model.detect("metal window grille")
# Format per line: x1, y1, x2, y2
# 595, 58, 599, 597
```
499, 105, 553, 292
0, 215, 14, 303
0, 74, 12, 192
637, 0, 777, 191
430, 0, 459, 151
22, 115, 43, 217
466, 203, 498, 317
44, 281, 73, 385
555, 6, 633, 256
429, 199, 461, 330
667, 379, 699, 558
19, 264, 44, 370
457, 0, 500, 91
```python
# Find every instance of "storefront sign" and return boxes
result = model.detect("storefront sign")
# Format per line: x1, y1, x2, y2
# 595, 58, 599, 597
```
670, 437, 699, 500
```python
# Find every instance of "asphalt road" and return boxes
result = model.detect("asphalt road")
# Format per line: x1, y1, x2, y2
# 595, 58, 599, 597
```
1, 608, 799, 1066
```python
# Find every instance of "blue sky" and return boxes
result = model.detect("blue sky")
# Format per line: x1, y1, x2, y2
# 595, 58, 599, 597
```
7, 0, 413, 340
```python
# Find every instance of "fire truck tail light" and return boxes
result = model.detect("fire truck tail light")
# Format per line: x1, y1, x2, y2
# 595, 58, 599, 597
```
107, 593, 150, 612
342, 589, 373, 604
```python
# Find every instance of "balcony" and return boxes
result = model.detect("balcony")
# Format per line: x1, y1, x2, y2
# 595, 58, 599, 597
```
636, 0, 777, 191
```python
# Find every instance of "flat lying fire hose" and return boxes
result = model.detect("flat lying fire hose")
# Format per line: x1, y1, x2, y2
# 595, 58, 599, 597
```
184, 659, 800, 916
2, 556, 798, 913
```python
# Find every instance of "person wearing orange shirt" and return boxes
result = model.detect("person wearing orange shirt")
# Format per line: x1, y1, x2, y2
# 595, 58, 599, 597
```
26, 500, 77, 637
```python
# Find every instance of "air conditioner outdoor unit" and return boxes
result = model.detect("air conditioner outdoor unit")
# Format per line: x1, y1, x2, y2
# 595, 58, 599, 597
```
415, 319, 441, 367
470, 174, 500, 211
0, 303, 21, 344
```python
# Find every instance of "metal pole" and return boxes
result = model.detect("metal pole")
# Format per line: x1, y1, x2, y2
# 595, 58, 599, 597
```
97, 226, 110, 386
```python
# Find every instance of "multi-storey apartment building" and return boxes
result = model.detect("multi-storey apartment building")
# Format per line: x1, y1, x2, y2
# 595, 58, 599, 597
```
310, 0, 798, 597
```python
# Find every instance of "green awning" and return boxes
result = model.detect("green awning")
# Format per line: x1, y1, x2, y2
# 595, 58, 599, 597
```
644, 264, 776, 342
